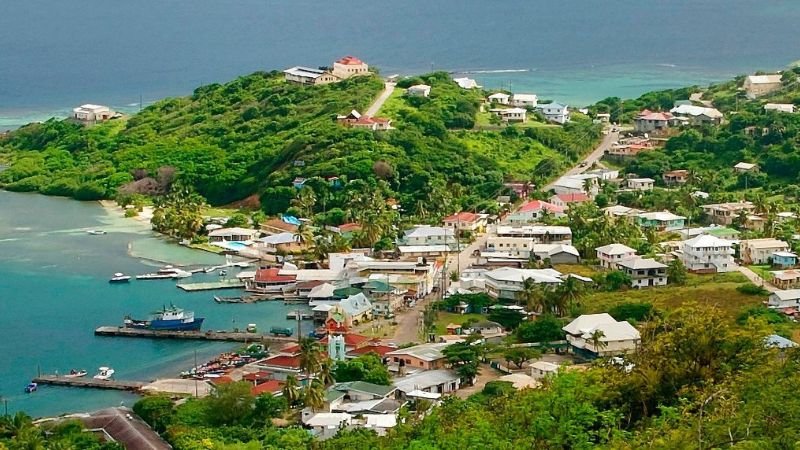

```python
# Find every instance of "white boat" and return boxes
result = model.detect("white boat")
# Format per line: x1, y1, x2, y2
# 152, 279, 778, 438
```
64, 369, 87, 378
87, 230, 107, 235
109, 273, 131, 283
136, 265, 192, 280
93, 367, 115, 380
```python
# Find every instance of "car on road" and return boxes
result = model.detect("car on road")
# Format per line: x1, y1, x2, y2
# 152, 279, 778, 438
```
579, 162, 588, 167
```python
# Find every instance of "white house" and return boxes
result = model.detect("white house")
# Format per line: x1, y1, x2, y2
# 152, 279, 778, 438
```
505, 200, 566, 225
483, 267, 563, 300
552, 174, 599, 197
453, 77, 480, 89
487, 93, 510, 104
595, 244, 637, 269
492, 107, 527, 123
743, 74, 783, 99
406, 85, 431, 97
72, 104, 115, 124
563, 314, 641, 357
399, 225, 455, 246
208, 227, 260, 242
734, 162, 758, 173
764, 103, 795, 114
669, 104, 724, 126
511, 94, 538, 109
536, 103, 570, 124
625, 178, 655, 191
767, 289, 800, 310
615, 257, 668, 288
529, 361, 559, 380
494, 225, 573, 244
680, 235, 735, 273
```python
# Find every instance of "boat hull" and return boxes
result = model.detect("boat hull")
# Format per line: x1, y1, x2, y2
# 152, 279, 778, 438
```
127, 317, 205, 331
109, 278, 131, 284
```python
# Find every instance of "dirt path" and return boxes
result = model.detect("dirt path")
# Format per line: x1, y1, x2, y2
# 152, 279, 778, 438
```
365, 82, 396, 117
738, 265, 778, 292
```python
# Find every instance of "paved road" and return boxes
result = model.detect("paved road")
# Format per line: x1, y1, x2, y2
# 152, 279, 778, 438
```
365, 82, 396, 117
543, 130, 619, 190
737, 265, 778, 292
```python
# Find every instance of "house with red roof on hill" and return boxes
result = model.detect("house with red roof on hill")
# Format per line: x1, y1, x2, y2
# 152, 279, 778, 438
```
442, 211, 487, 234
332, 56, 370, 79
505, 200, 565, 225
549, 193, 592, 210
336, 110, 392, 131
245, 268, 297, 294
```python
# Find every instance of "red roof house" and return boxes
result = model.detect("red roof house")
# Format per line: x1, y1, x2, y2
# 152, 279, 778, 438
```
346, 343, 396, 358
549, 193, 591, 209
518, 200, 565, 214
336, 55, 364, 65
251, 380, 283, 396
320, 333, 371, 350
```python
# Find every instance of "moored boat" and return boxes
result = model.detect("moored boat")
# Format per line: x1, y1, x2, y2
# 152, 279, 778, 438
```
109, 272, 131, 283
64, 369, 88, 378
93, 367, 115, 380
24, 382, 37, 393
86, 229, 107, 235
124, 305, 205, 331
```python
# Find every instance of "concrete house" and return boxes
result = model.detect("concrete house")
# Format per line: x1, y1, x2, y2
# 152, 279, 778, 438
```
669, 104, 724, 126
743, 74, 783, 99
531, 244, 581, 264
634, 110, 679, 133
764, 103, 796, 114
443, 212, 487, 234
406, 84, 431, 97
636, 211, 686, 231
767, 289, 800, 310
615, 258, 668, 288
487, 93, 510, 104
386, 343, 449, 371
399, 225, 455, 246
393, 369, 461, 397
511, 94, 538, 108
208, 227, 260, 243
563, 313, 641, 358
72, 104, 116, 124
453, 77, 479, 89
739, 239, 790, 265
552, 174, 599, 197
734, 162, 758, 173
680, 235, 735, 273
701, 202, 756, 226
495, 225, 573, 244
530, 361, 560, 380
483, 267, 563, 300
663, 169, 689, 185
284, 66, 340, 85
332, 56, 369, 79
536, 103, 570, 124
596, 244, 637, 269
259, 232, 305, 254
772, 270, 800, 290
549, 193, 591, 210
506, 200, 565, 225
492, 107, 527, 123
626, 178, 655, 191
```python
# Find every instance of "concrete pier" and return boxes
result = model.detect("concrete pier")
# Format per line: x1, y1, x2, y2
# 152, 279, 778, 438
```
176, 279, 245, 291
94, 326, 296, 343
32, 375, 145, 391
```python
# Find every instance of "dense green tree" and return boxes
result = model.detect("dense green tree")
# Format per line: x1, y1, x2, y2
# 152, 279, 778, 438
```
205, 381, 255, 426
132, 395, 174, 433
332, 354, 391, 385
515, 315, 566, 343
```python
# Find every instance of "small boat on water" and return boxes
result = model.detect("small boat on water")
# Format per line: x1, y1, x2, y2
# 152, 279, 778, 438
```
218, 270, 227, 276
24, 382, 37, 393
86, 230, 107, 235
136, 265, 192, 280
109, 272, 131, 283
124, 305, 205, 331
93, 367, 115, 381
214, 295, 243, 304
65, 369, 88, 378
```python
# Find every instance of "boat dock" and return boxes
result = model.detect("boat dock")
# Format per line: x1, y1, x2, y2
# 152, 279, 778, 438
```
32, 375, 146, 392
176, 279, 245, 291
94, 326, 296, 343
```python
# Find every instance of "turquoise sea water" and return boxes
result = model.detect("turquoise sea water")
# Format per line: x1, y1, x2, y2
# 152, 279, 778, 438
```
0, 192, 300, 417
1, 0, 799, 130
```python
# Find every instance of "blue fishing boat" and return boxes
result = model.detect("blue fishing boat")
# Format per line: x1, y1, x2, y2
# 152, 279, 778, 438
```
124, 305, 204, 331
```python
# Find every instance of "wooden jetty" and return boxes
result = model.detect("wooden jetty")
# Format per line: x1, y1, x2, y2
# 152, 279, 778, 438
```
32, 375, 146, 392
177, 279, 245, 292
94, 326, 296, 343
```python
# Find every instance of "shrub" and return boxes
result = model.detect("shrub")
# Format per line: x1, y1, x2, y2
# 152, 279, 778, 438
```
736, 283, 769, 296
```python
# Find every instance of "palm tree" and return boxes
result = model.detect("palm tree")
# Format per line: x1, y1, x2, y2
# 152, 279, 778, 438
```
298, 337, 321, 377
317, 360, 335, 387
556, 276, 584, 314
282, 375, 301, 406
303, 379, 326, 412
292, 186, 317, 218
582, 178, 595, 196
517, 278, 549, 313
589, 329, 608, 354
294, 223, 315, 247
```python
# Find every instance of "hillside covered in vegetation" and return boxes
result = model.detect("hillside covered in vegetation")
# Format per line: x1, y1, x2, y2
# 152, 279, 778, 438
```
0, 71, 598, 221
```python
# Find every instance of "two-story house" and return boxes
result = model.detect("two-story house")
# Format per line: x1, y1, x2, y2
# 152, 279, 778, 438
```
680, 235, 736, 273
614, 258, 668, 288
505, 200, 565, 225
739, 238, 791, 265
495, 225, 572, 244
701, 202, 756, 226
536, 103, 570, 124
563, 313, 641, 358
596, 244, 638, 269
483, 267, 563, 300
442, 212, 487, 235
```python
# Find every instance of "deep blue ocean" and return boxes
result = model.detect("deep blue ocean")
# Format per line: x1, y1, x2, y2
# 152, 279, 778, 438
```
1, 0, 799, 129
0, 192, 301, 417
